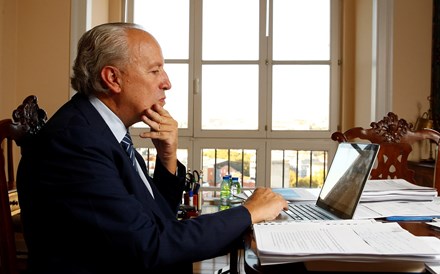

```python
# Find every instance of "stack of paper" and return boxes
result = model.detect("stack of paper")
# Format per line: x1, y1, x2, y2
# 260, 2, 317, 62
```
354, 199, 440, 219
253, 220, 440, 266
243, 179, 437, 203
360, 179, 438, 203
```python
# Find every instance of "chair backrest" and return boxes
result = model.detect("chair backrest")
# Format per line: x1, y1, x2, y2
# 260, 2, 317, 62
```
331, 112, 440, 195
0, 95, 47, 274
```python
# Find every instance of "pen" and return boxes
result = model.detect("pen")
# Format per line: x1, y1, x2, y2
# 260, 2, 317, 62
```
385, 216, 439, 222
194, 183, 200, 194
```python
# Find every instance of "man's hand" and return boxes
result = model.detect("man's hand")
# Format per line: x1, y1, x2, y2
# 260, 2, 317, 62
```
139, 104, 178, 174
243, 187, 288, 224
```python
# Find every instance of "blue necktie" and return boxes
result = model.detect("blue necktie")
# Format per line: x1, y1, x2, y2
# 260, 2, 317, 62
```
121, 132, 138, 171
121, 132, 155, 198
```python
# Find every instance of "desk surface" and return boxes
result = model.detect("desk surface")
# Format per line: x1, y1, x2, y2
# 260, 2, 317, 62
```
244, 221, 440, 274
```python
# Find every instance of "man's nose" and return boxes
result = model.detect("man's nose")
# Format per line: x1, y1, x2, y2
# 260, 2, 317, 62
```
161, 70, 171, 90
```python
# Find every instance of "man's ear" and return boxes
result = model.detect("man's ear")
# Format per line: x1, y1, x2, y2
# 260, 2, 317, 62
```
101, 66, 122, 93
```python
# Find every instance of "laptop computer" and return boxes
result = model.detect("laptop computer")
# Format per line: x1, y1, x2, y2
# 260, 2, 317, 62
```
278, 142, 380, 221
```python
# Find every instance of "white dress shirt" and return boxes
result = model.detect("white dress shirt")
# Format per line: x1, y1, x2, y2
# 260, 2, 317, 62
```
89, 95, 154, 198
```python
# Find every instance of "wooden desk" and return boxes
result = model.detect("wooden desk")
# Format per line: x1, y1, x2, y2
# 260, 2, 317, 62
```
244, 221, 440, 273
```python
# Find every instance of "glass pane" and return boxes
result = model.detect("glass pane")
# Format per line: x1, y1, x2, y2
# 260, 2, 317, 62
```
270, 150, 286, 188
273, 0, 330, 60
137, 147, 157, 177
164, 64, 189, 128
311, 150, 327, 188
132, 64, 188, 129
272, 65, 329, 130
133, 0, 189, 59
297, 150, 312, 187
203, 0, 259, 60
202, 65, 258, 130
271, 149, 327, 188
201, 148, 256, 188
137, 148, 188, 177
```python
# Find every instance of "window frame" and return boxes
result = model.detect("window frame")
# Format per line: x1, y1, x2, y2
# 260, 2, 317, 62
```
107, 0, 341, 188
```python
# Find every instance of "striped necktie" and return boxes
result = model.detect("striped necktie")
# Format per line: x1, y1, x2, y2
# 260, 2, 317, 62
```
121, 132, 137, 171
120, 132, 155, 198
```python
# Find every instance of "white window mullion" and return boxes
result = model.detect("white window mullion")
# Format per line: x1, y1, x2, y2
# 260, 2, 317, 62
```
260, 0, 271, 185
190, 0, 203, 172
125, 0, 340, 189
329, 0, 341, 138
193, 0, 203, 142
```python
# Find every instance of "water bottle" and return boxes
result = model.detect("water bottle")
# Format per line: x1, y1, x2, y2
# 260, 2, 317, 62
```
230, 177, 242, 205
220, 175, 231, 210
230, 177, 242, 196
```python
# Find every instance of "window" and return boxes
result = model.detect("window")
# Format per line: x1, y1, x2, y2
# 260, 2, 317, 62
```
127, 0, 340, 194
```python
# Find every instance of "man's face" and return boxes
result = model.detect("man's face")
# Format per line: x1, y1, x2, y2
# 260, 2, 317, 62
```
120, 30, 171, 125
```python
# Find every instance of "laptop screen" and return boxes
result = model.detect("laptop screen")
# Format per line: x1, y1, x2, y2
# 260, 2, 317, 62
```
316, 143, 380, 219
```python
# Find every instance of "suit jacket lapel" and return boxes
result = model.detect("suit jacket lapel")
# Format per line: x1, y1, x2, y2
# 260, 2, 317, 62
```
134, 151, 176, 217
71, 93, 173, 218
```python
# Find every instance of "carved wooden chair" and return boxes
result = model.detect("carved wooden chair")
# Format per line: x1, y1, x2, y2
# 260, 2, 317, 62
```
0, 95, 47, 274
331, 112, 440, 195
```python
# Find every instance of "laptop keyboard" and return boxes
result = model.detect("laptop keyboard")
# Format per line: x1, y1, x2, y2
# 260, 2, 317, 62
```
285, 203, 337, 221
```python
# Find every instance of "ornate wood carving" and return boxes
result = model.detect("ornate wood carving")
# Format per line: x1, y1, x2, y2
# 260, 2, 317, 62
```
370, 112, 414, 143
11, 95, 47, 136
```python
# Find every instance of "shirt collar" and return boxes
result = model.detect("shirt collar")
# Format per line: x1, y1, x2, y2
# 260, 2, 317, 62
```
88, 95, 127, 142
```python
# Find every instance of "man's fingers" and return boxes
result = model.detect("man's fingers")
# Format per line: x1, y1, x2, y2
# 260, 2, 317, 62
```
140, 131, 165, 139
142, 107, 176, 131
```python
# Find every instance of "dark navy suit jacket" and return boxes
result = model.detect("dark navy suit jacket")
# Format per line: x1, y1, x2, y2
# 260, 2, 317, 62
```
17, 93, 251, 274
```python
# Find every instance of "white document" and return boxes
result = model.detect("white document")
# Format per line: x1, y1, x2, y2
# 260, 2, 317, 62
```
363, 179, 437, 192
352, 203, 386, 219
426, 263, 440, 274
354, 201, 440, 218
253, 221, 440, 265
427, 219, 440, 230
420, 236, 440, 274
360, 179, 438, 202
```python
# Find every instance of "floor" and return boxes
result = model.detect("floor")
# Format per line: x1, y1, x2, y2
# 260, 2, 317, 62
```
193, 251, 245, 274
